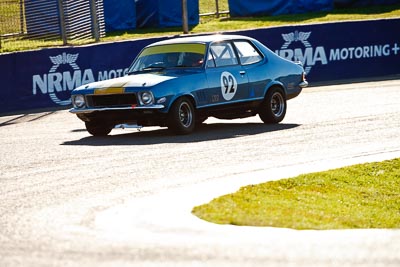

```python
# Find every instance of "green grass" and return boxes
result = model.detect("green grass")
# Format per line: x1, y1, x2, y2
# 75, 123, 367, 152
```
1, 2, 400, 53
192, 158, 400, 229
199, 0, 229, 15
0, 0, 21, 35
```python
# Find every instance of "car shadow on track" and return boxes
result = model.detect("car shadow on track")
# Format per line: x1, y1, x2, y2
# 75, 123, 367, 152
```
0, 112, 56, 127
62, 122, 300, 146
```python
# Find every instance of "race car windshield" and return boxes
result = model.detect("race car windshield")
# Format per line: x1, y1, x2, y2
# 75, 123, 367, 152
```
129, 43, 206, 73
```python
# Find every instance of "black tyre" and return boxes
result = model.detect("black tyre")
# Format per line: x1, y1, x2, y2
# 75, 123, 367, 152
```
168, 97, 196, 135
85, 121, 112, 136
259, 87, 287, 123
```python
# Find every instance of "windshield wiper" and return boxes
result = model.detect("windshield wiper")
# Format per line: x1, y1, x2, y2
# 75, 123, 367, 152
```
143, 65, 166, 71
128, 66, 165, 75
141, 62, 167, 71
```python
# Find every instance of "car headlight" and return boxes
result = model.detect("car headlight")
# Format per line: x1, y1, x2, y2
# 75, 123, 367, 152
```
139, 91, 154, 105
72, 95, 86, 108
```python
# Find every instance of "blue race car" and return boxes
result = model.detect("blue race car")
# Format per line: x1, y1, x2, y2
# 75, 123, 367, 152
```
70, 34, 308, 136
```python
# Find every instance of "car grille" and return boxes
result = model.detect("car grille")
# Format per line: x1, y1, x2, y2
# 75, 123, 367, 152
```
86, 94, 137, 108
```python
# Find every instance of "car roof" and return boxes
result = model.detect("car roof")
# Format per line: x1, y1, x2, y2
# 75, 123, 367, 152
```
147, 34, 255, 47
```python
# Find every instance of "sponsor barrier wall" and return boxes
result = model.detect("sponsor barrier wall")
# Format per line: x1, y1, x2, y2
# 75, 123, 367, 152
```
0, 19, 399, 114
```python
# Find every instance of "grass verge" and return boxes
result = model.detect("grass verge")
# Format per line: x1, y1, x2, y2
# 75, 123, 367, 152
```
192, 158, 400, 230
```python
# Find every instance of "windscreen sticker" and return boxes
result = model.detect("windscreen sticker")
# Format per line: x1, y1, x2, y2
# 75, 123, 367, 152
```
220, 71, 237, 101
140, 44, 206, 57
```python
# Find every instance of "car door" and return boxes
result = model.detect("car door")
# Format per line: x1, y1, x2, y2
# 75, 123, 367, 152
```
204, 41, 249, 107
232, 39, 266, 100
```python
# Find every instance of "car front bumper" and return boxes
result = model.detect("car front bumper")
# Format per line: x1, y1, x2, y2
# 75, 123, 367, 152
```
69, 105, 165, 114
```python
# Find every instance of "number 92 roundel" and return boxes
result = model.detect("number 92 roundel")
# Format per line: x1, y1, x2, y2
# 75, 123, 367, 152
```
220, 71, 237, 101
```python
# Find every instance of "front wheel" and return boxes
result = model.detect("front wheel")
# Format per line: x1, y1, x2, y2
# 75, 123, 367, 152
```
258, 87, 287, 124
85, 121, 112, 136
167, 97, 196, 135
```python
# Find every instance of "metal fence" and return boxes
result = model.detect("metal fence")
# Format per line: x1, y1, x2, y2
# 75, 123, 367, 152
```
0, 0, 105, 53
0, 0, 228, 54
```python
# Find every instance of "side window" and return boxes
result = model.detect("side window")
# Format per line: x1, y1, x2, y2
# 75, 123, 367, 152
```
208, 42, 238, 67
206, 50, 216, 68
234, 41, 263, 65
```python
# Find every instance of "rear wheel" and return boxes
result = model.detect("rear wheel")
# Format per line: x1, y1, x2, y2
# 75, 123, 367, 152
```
259, 87, 287, 123
85, 121, 112, 136
168, 97, 196, 135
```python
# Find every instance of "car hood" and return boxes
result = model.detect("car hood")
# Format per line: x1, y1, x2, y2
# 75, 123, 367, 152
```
76, 73, 177, 91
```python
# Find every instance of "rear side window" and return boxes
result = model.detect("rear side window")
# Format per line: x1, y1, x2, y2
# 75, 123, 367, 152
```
233, 40, 263, 65
208, 42, 239, 67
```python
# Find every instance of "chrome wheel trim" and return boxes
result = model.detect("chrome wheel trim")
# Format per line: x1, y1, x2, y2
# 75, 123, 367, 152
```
179, 102, 193, 128
271, 92, 285, 117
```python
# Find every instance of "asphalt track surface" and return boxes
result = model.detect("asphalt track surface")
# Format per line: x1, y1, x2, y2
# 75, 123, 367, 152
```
1, 79, 400, 267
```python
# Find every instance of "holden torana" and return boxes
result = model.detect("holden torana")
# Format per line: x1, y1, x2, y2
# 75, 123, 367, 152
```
70, 34, 308, 136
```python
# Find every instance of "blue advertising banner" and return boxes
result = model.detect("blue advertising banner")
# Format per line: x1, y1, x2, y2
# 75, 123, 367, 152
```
0, 37, 164, 114
334, 0, 399, 7
0, 19, 399, 114
103, 0, 136, 31
234, 19, 400, 83
136, 0, 199, 28
228, 0, 333, 17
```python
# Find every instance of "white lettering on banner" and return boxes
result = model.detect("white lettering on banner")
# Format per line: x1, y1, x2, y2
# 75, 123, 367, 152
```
329, 44, 392, 61
392, 43, 400, 55
32, 52, 129, 106
48, 73, 63, 93
98, 68, 128, 81
277, 47, 328, 66
276, 31, 327, 74
33, 70, 94, 95
32, 74, 47, 95
276, 30, 399, 75
63, 70, 82, 91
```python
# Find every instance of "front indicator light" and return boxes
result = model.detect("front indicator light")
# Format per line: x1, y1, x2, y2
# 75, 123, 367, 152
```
157, 97, 166, 104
